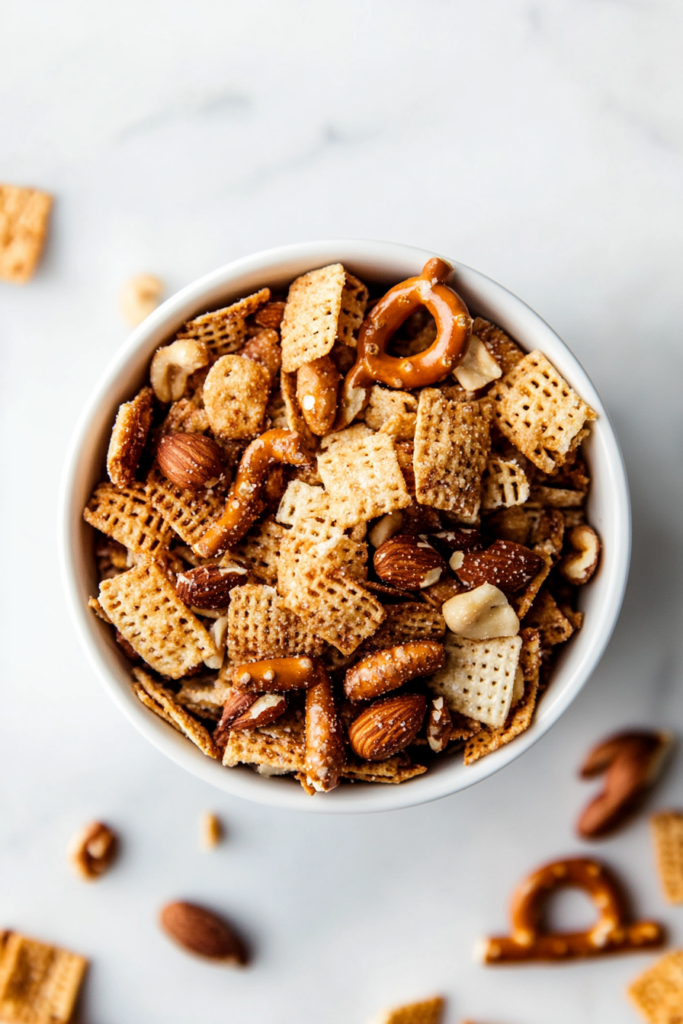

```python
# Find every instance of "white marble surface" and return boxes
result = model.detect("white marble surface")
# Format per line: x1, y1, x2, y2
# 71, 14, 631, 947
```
2, 1, 683, 1021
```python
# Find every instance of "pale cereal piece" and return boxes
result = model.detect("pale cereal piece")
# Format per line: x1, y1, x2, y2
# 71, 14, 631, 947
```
160, 397, 210, 436
106, 386, 154, 488
318, 432, 411, 528
336, 271, 369, 348
512, 542, 554, 619
529, 507, 565, 557
319, 423, 375, 449
227, 584, 324, 661
132, 679, 181, 729
84, 482, 172, 558
201, 812, 223, 849
628, 950, 683, 1024
414, 391, 490, 519
562, 508, 587, 529
364, 386, 418, 431
145, 467, 224, 549
651, 812, 683, 905
463, 628, 541, 764
524, 589, 574, 647
488, 350, 597, 473
278, 518, 368, 598
0, 931, 87, 1024
176, 676, 236, 719
342, 757, 427, 785
203, 354, 270, 439
88, 596, 112, 624
280, 370, 316, 448
379, 412, 417, 441
0, 185, 53, 284
132, 668, 219, 757
119, 273, 164, 327
481, 457, 530, 510
529, 485, 586, 508
276, 480, 366, 543
176, 289, 270, 356
367, 995, 444, 1024
471, 317, 525, 376
99, 562, 218, 679
282, 566, 385, 656
280, 263, 346, 372
427, 634, 523, 729
359, 603, 445, 653
223, 709, 305, 772
232, 515, 284, 586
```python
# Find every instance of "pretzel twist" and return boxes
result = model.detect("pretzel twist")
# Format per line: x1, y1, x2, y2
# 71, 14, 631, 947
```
480, 857, 664, 964
195, 429, 312, 556
336, 258, 472, 427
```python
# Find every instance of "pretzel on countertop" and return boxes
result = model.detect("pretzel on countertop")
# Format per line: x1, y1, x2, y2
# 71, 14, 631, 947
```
233, 656, 321, 692
479, 857, 664, 964
335, 258, 472, 428
194, 429, 312, 556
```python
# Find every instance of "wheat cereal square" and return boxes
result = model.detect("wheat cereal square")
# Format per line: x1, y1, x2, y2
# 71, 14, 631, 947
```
0, 185, 53, 284
232, 515, 284, 586
106, 386, 154, 488
99, 561, 217, 678
651, 812, 683, 905
227, 584, 323, 661
471, 317, 525, 376
628, 950, 683, 1024
175, 289, 270, 356
0, 931, 87, 1024
336, 272, 369, 347
176, 677, 236, 719
131, 668, 218, 757
280, 263, 347, 372
84, 482, 172, 558
317, 432, 411, 528
481, 456, 530, 510
360, 603, 445, 653
367, 996, 444, 1024
364, 386, 417, 430
342, 757, 427, 784
203, 354, 270, 439
488, 350, 597, 473
414, 390, 490, 519
282, 565, 384, 656
145, 467, 224, 549
426, 634, 522, 729
223, 709, 305, 772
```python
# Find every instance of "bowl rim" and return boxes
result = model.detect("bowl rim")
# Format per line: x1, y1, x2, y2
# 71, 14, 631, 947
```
59, 239, 631, 814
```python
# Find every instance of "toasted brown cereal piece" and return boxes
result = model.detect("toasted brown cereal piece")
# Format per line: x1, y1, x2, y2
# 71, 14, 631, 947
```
342, 756, 427, 785
359, 603, 445, 653
223, 708, 305, 773
512, 542, 554, 619
319, 422, 375, 450
318, 432, 411, 528
265, 385, 288, 431
336, 272, 369, 348
449, 710, 483, 742
120, 273, 164, 326
0, 931, 87, 1024
628, 950, 683, 1024
481, 457, 530, 510
176, 676, 236, 719
0, 185, 53, 283
530, 506, 565, 556
132, 668, 219, 757
530, 485, 586, 508
176, 289, 270, 356
132, 678, 181, 729
231, 515, 284, 586
106, 386, 154, 488
379, 412, 417, 441
227, 584, 324, 661
280, 263, 347, 372
364, 386, 418, 431
282, 564, 385, 656
254, 300, 286, 330
651, 812, 683, 905
99, 561, 218, 679
471, 317, 525, 375
414, 391, 490, 520
525, 589, 574, 646
367, 995, 444, 1024
201, 812, 223, 849
203, 354, 270, 439
160, 397, 210, 437
427, 634, 523, 729
84, 482, 172, 558
280, 369, 316, 448
488, 350, 597, 473
464, 628, 541, 764
145, 467, 224, 549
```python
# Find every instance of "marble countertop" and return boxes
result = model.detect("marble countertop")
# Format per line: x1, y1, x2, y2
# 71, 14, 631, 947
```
2, 1, 683, 1021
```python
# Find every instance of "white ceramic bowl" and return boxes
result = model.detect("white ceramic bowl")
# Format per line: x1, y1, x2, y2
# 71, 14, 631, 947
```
60, 240, 630, 813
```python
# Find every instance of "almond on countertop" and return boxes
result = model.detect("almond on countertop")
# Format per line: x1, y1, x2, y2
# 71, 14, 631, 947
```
159, 901, 247, 964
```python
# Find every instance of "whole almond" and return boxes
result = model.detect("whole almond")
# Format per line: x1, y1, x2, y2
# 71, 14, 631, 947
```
348, 692, 426, 760
159, 901, 246, 964
455, 539, 543, 593
373, 535, 446, 590
158, 433, 224, 490
176, 565, 246, 610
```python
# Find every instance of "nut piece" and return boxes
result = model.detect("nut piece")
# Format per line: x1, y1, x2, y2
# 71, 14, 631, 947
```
230, 693, 288, 730
159, 901, 246, 964
241, 328, 282, 381
344, 641, 445, 701
296, 355, 341, 436
348, 692, 427, 761
150, 339, 209, 403
560, 525, 600, 585
427, 697, 453, 752
201, 812, 223, 849
453, 333, 502, 391
158, 433, 224, 490
69, 821, 118, 881
431, 528, 483, 555
176, 565, 246, 610
442, 583, 520, 639
373, 535, 446, 590
213, 688, 258, 749
368, 510, 405, 549
254, 300, 286, 330
120, 273, 164, 327
455, 539, 543, 594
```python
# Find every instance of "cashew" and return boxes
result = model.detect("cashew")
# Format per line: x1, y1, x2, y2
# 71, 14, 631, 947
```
453, 334, 502, 391
150, 339, 209, 403
442, 582, 519, 639
559, 525, 600, 585
368, 510, 405, 548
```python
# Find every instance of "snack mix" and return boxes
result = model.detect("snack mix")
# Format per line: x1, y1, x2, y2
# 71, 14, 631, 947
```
84, 257, 600, 795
